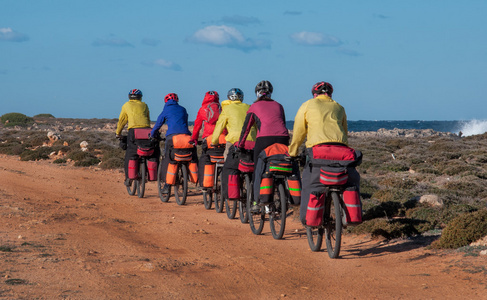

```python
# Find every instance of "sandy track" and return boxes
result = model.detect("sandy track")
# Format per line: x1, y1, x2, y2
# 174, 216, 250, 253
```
0, 155, 485, 299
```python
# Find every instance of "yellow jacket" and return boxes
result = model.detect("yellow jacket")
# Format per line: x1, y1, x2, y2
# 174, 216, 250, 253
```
288, 95, 348, 156
212, 100, 256, 145
116, 99, 151, 135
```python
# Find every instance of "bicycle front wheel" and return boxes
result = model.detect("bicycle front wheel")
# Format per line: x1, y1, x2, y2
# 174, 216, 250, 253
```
269, 182, 287, 240
325, 191, 343, 258
248, 182, 264, 235
137, 161, 146, 198
238, 174, 251, 223
203, 189, 213, 210
126, 179, 137, 196
225, 198, 237, 219
214, 168, 224, 213
306, 226, 324, 252
174, 163, 188, 205
158, 160, 170, 202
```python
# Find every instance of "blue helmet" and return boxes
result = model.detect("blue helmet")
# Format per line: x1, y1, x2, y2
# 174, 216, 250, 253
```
227, 88, 244, 101
129, 89, 143, 99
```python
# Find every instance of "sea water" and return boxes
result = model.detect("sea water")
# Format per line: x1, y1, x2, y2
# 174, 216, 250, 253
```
284, 120, 487, 136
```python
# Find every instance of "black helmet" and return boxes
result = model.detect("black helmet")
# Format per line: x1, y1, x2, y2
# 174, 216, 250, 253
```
128, 89, 143, 100
311, 82, 333, 97
255, 80, 273, 99
227, 88, 244, 101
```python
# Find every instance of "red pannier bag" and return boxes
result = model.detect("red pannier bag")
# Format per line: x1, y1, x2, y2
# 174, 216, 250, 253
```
238, 159, 254, 173
259, 172, 273, 203
147, 161, 158, 181
319, 169, 348, 186
228, 174, 240, 200
306, 192, 324, 227
128, 159, 139, 179
343, 186, 363, 224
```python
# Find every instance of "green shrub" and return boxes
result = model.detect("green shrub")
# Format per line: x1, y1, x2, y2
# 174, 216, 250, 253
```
19, 147, 52, 161
350, 218, 420, 239
33, 113, 55, 119
372, 188, 415, 203
432, 209, 487, 249
74, 157, 100, 167
1, 113, 34, 127
100, 157, 124, 169
53, 158, 67, 164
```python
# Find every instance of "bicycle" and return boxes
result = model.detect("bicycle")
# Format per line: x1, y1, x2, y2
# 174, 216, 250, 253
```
305, 186, 347, 259
157, 136, 196, 205
248, 153, 298, 239
201, 142, 225, 210
235, 149, 254, 223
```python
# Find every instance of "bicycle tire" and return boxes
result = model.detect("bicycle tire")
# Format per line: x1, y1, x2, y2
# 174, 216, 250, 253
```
225, 198, 237, 219
126, 179, 137, 196
325, 191, 343, 259
269, 181, 287, 240
137, 161, 146, 198
203, 190, 213, 210
214, 168, 224, 213
174, 163, 188, 205
238, 174, 250, 223
306, 226, 324, 252
157, 160, 170, 202
248, 184, 264, 235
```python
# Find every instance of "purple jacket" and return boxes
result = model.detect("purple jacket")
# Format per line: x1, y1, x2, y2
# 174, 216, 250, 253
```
237, 99, 289, 148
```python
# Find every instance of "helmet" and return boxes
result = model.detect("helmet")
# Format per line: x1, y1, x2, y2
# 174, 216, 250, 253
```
227, 88, 244, 101
255, 80, 273, 99
312, 81, 333, 97
128, 89, 143, 100
164, 93, 179, 103
206, 90, 219, 99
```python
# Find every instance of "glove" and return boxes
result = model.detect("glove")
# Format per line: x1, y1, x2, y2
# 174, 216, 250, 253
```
116, 134, 122, 140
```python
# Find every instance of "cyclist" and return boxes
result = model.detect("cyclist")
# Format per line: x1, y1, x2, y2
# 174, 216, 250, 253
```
236, 80, 290, 212
150, 93, 195, 194
116, 89, 158, 186
288, 81, 360, 225
191, 91, 222, 188
211, 88, 256, 202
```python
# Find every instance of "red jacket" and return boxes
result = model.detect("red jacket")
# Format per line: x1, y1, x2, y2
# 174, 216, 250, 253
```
191, 92, 221, 142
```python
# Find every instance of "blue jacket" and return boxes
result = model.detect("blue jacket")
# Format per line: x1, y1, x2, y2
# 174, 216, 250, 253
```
150, 100, 191, 138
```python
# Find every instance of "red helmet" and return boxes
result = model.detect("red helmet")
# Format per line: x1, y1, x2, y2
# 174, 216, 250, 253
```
312, 82, 333, 97
164, 93, 179, 103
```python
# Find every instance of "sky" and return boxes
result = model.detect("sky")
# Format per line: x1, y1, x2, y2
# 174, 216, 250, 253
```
1, 0, 486, 121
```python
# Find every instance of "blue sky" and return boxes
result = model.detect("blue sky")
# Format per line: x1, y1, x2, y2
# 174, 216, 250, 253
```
2, 0, 486, 121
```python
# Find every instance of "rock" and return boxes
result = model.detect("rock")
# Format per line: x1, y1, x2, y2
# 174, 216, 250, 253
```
480, 250, 487, 256
80, 141, 89, 152
47, 131, 61, 142
470, 235, 487, 247
412, 195, 444, 208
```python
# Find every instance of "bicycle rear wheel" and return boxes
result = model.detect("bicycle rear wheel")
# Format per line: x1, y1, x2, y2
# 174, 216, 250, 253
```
238, 174, 250, 223
126, 179, 137, 196
325, 191, 343, 258
203, 189, 213, 210
214, 168, 224, 213
269, 182, 287, 239
137, 161, 146, 198
174, 163, 188, 205
248, 183, 264, 235
306, 226, 324, 252
158, 160, 170, 202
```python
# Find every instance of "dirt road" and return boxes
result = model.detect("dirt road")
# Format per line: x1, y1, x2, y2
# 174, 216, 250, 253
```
0, 155, 485, 299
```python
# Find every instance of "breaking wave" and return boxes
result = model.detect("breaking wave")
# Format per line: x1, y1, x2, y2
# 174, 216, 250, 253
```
457, 120, 487, 136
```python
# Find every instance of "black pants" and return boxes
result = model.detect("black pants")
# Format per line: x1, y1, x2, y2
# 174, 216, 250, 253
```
221, 145, 240, 200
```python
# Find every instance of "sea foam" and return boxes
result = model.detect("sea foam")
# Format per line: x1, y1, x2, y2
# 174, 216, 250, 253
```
458, 120, 487, 136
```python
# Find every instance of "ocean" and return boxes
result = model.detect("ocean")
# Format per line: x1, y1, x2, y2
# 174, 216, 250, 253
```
284, 120, 487, 137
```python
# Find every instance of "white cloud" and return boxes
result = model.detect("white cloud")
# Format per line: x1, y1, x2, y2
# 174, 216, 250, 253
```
189, 25, 270, 52
0, 27, 29, 42
290, 31, 342, 47
92, 37, 133, 47
142, 59, 182, 71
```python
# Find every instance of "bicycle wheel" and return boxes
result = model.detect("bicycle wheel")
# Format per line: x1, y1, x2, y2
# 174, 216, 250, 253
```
225, 198, 237, 219
238, 174, 250, 223
137, 161, 146, 198
306, 226, 324, 252
214, 168, 224, 213
269, 181, 287, 240
248, 184, 264, 235
325, 191, 343, 259
157, 160, 170, 202
203, 189, 213, 210
174, 163, 188, 205
126, 179, 137, 196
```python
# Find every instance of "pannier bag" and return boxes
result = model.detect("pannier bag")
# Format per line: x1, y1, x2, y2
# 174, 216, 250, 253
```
206, 133, 226, 148
319, 168, 348, 186
172, 134, 194, 149
268, 160, 292, 173
287, 174, 301, 205
128, 159, 139, 179
228, 174, 240, 200
137, 147, 154, 157
203, 163, 215, 188
188, 162, 198, 183
172, 149, 192, 162
306, 192, 325, 227
209, 153, 225, 164
134, 128, 152, 140
343, 186, 363, 224
238, 159, 254, 173
259, 172, 273, 203
166, 162, 178, 185
147, 161, 158, 181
